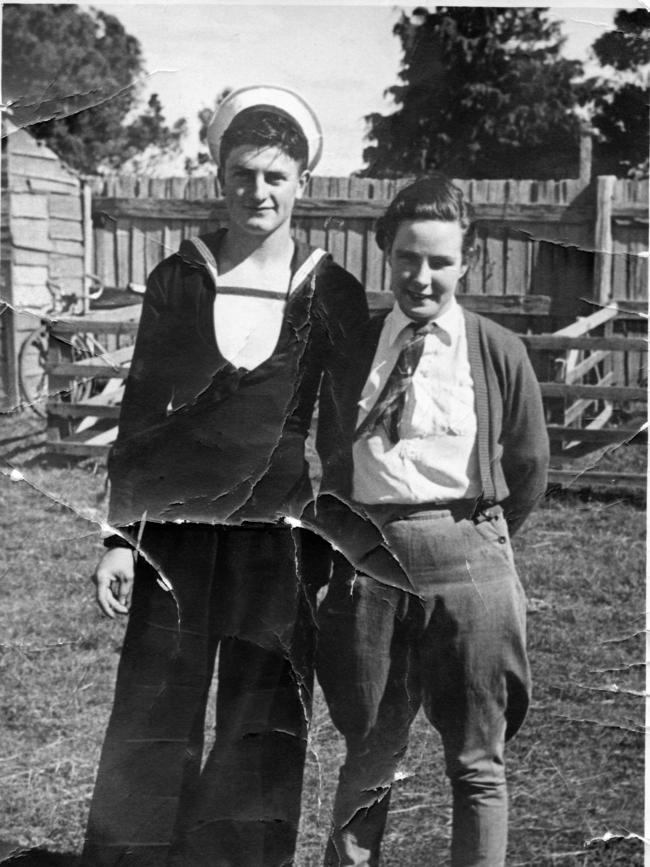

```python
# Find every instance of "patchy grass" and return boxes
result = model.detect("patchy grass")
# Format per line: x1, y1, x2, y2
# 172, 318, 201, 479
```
0, 415, 645, 866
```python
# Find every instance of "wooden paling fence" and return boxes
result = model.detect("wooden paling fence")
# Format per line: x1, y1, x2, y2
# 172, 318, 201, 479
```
522, 303, 647, 487
44, 294, 647, 488
89, 175, 648, 326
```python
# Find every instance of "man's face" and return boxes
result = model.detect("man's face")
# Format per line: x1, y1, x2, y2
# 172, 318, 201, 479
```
222, 144, 309, 238
388, 218, 468, 321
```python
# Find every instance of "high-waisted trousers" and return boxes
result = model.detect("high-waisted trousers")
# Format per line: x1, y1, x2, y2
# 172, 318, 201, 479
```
82, 522, 326, 867
317, 505, 531, 867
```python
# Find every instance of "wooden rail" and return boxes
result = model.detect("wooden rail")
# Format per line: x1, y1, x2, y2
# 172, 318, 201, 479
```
44, 297, 647, 490
93, 196, 596, 224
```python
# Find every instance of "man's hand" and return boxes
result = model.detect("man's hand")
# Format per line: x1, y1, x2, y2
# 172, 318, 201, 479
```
92, 547, 136, 618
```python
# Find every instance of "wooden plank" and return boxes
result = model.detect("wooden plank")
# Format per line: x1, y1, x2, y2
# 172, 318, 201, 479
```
10, 193, 48, 219
48, 193, 82, 221
8, 130, 59, 159
130, 223, 146, 285
51, 239, 84, 258
523, 335, 647, 352
623, 229, 647, 301
48, 440, 111, 457
187, 176, 216, 199
169, 177, 187, 198
45, 329, 76, 442
563, 395, 599, 426
547, 469, 647, 488
366, 291, 551, 315
68, 424, 118, 445
464, 222, 486, 295
580, 299, 647, 317
53, 305, 141, 331
612, 178, 641, 204
12, 247, 49, 267
345, 177, 367, 283
504, 226, 527, 297
143, 219, 166, 275
82, 180, 94, 316
47, 378, 124, 406
553, 304, 619, 337
326, 177, 348, 268
46, 398, 123, 420
12, 282, 55, 310
540, 382, 646, 401
563, 350, 609, 384
291, 218, 309, 248
115, 176, 138, 197
92, 197, 594, 224
46, 345, 133, 379
583, 402, 613, 431
50, 253, 84, 280
50, 218, 83, 242
483, 225, 503, 295
611, 203, 649, 218
94, 222, 116, 288
49, 319, 140, 336
115, 219, 131, 288
47, 422, 119, 453
9, 151, 79, 185
11, 218, 52, 252
11, 264, 50, 288
148, 178, 167, 198
546, 425, 642, 444
611, 227, 628, 304
165, 222, 183, 260
306, 178, 329, 252
13, 177, 79, 196
555, 223, 594, 317
594, 175, 616, 304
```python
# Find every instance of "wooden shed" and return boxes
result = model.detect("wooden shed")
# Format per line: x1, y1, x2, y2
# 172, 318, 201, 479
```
0, 121, 91, 410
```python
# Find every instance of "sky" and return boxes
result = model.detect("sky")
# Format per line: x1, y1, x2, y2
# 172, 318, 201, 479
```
86, 3, 631, 176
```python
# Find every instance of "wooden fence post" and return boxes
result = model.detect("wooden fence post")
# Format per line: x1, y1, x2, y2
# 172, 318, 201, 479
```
579, 127, 592, 185
82, 180, 93, 314
594, 175, 616, 306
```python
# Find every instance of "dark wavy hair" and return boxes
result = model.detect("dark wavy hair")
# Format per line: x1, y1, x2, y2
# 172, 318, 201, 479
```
375, 174, 476, 260
219, 108, 309, 171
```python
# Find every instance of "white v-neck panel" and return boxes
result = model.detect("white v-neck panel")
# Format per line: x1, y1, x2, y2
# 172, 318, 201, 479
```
195, 242, 327, 371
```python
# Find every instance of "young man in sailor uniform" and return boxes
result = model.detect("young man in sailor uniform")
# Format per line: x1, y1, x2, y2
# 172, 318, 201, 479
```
81, 86, 367, 867
312, 175, 549, 867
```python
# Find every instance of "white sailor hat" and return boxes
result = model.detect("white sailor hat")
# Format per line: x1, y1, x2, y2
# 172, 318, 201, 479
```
206, 85, 323, 172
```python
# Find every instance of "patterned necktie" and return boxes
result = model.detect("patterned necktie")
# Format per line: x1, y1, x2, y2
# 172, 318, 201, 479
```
354, 320, 439, 444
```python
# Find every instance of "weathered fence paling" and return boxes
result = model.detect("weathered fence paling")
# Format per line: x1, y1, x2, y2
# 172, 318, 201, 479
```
89, 175, 648, 322
43, 296, 647, 490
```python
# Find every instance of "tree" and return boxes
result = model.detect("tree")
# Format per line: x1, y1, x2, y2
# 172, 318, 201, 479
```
361, 7, 584, 179
2, 4, 185, 173
184, 88, 232, 175
118, 94, 188, 174
587, 9, 649, 177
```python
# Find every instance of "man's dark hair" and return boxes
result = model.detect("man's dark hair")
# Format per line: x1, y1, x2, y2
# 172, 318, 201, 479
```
219, 108, 309, 171
375, 173, 476, 259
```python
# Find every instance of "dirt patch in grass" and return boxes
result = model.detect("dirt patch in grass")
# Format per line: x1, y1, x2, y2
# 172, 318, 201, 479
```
1, 415, 645, 865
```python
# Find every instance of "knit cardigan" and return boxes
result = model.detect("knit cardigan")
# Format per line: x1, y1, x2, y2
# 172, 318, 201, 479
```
310, 307, 550, 561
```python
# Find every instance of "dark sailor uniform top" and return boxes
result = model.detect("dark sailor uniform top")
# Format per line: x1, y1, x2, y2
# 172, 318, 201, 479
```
107, 229, 368, 531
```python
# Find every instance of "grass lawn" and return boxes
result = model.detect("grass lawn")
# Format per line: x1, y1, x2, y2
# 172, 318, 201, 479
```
0, 414, 645, 866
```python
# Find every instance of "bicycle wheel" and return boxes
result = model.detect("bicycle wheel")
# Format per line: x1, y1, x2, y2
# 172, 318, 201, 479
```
18, 325, 49, 417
